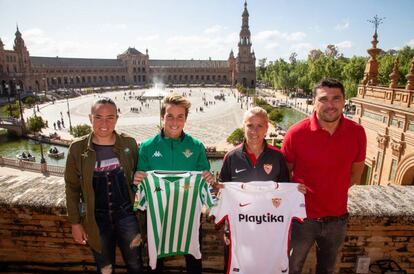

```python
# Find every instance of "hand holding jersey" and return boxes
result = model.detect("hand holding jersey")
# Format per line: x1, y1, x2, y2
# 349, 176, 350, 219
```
210, 181, 306, 274
134, 171, 215, 270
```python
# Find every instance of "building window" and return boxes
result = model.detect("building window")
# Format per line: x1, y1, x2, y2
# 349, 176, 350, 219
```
374, 151, 383, 182
363, 111, 383, 122
389, 159, 397, 181
408, 122, 414, 132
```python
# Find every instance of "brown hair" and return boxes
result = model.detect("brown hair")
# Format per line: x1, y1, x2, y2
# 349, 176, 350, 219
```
160, 93, 191, 118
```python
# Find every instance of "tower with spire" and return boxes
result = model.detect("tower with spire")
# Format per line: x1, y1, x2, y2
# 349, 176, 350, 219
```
229, 1, 256, 88
13, 25, 32, 74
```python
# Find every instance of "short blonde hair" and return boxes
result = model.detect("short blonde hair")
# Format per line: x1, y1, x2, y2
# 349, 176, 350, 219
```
243, 106, 269, 124
161, 93, 192, 118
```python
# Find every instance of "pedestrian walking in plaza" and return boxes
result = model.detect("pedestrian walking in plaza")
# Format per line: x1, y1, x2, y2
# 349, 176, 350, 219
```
65, 97, 143, 274
282, 78, 367, 274
133, 93, 215, 274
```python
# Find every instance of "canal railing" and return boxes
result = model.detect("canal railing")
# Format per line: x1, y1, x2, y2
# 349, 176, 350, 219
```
0, 150, 226, 177
0, 156, 65, 176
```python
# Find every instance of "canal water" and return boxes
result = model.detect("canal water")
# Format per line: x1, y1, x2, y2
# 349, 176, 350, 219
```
0, 107, 305, 171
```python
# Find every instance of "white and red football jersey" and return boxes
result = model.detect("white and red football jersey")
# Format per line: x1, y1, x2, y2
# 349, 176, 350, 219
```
210, 181, 306, 274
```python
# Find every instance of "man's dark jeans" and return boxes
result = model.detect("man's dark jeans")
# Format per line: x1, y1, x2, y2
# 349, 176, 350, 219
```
289, 217, 348, 274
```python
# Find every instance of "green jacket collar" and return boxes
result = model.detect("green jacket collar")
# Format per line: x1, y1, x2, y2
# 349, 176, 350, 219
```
160, 128, 186, 142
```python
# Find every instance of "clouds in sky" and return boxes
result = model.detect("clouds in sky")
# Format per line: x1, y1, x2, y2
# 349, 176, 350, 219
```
334, 19, 350, 31
254, 29, 311, 60
20, 27, 121, 58
336, 40, 353, 49
133, 25, 238, 60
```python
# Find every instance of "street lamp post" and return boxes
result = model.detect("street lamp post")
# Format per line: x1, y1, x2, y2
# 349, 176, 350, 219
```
33, 90, 37, 116
39, 134, 46, 164
5, 83, 12, 117
66, 95, 73, 132
42, 77, 48, 98
15, 83, 25, 130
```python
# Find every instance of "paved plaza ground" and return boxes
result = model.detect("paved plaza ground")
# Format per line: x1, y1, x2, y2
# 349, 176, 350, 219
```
25, 87, 263, 150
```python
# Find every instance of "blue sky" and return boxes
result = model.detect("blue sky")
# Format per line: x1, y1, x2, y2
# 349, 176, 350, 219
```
1, 0, 413, 63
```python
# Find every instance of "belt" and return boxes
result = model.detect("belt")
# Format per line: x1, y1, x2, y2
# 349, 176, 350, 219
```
308, 213, 349, 222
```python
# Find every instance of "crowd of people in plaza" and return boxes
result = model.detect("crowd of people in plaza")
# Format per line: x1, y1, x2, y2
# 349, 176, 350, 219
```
64, 78, 367, 274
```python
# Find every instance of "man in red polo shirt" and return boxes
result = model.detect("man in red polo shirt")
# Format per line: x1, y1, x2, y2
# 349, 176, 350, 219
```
282, 78, 366, 274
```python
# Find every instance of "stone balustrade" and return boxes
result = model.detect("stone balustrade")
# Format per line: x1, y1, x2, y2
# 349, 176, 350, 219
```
0, 170, 413, 273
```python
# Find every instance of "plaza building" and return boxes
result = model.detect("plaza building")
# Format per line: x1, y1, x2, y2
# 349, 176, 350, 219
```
352, 29, 414, 185
0, 2, 256, 98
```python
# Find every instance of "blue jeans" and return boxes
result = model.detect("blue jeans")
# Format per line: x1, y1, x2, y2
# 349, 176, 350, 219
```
289, 217, 348, 274
93, 207, 143, 274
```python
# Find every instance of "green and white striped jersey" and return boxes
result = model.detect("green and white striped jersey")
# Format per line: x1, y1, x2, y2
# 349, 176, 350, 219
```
134, 171, 215, 270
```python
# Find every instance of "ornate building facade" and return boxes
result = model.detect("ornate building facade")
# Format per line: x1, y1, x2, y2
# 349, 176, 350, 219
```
0, 2, 256, 97
352, 29, 414, 185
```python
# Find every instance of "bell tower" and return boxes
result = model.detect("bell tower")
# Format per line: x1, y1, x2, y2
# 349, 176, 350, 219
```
13, 25, 32, 73
235, 1, 256, 88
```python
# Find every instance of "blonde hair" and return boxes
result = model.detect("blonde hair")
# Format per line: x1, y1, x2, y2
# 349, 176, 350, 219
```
160, 93, 192, 118
243, 106, 269, 124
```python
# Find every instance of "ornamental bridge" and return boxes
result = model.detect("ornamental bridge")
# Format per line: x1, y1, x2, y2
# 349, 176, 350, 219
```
0, 116, 26, 136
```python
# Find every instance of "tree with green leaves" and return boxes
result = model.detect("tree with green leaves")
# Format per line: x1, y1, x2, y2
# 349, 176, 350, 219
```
227, 128, 244, 146
269, 109, 284, 124
27, 115, 46, 134
71, 124, 92, 137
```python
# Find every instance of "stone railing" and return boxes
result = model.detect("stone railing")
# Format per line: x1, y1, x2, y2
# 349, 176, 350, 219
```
0, 156, 65, 176
357, 84, 414, 108
0, 173, 413, 273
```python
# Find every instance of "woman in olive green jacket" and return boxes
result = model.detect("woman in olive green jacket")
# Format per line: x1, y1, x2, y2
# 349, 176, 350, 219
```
65, 98, 141, 273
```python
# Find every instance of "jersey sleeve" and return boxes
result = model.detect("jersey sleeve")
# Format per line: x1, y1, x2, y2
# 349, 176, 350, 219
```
209, 188, 229, 225
290, 185, 306, 221
199, 179, 215, 208
133, 180, 148, 211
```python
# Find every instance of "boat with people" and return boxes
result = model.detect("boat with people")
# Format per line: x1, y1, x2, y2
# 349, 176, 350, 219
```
47, 147, 65, 158
16, 152, 36, 162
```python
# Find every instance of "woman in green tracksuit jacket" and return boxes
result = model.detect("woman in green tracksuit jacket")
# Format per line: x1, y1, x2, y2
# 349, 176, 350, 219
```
134, 93, 215, 274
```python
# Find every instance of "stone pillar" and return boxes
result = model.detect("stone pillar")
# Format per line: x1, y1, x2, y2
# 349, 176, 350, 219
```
361, 32, 381, 86
41, 162, 47, 174
389, 57, 400, 89
405, 57, 414, 90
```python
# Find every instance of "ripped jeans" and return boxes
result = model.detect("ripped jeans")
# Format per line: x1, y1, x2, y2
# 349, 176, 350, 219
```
93, 206, 143, 274
92, 167, 142, 274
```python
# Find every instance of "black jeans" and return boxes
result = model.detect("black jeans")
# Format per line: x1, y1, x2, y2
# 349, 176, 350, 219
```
93, 207, 143, 274
92, 167, 142, 274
